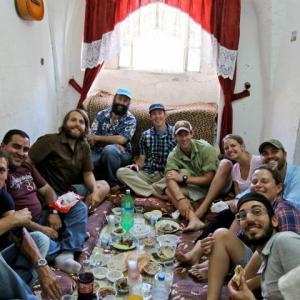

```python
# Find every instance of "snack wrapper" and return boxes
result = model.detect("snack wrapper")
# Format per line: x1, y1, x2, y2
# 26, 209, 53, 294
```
49, 191, 84, 213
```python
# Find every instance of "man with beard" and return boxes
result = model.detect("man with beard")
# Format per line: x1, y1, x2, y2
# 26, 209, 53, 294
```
207, 192, 300, 300
87, 88, 136, 192
258, 139, 300, 210
28, 109, 109, 209
1, 127, 90, 274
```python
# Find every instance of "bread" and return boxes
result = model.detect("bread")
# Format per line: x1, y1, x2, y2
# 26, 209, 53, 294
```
126, 253, 151, 273
232, 265, 245, 288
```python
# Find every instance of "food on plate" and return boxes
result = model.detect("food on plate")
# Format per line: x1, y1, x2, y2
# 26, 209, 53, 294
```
106, 269, 123, 282
143, 261, 161, 276
157, 222, 179, 233
107, 253, 127, 271
126, 253, 151, 273
98, 287, 117, 298
232, 265, 245, 288
156, 246, 175, 261
115, 236, 133, 247
112, 227, 125, 235
115, 277, 129, 294
142, 236, 156, 247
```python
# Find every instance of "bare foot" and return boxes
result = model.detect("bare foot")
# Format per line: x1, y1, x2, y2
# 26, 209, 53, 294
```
188, 266, 208, 281
176, 250, 199, 265
183, 218, 205, 232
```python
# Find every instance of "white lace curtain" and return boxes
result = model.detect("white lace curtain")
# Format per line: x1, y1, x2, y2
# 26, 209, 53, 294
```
81, 2, 237, 79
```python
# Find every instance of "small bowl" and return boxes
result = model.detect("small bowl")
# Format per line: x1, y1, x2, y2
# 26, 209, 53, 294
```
143, 261, 161, 276
157, 246, 176, 261
93, 266, 108, 280
111, 227, 125, 236
142, 236, 157, 248
114, 277, 129, 295
106, 269, 123, 282
98, 287, 117, 299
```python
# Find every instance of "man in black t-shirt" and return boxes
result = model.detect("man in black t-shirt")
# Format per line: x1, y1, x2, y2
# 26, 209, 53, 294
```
0, 150, 61, 299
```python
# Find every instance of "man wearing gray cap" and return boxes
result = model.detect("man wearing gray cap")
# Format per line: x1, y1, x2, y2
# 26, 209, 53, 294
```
258, 139, 300, 210
117, 103, 175, 199
88, 88, 137, 192
165, 120, 219, 231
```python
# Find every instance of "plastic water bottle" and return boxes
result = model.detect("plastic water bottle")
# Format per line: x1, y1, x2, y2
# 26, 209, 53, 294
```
121, 189, 134, 232
127, 257, 143, 297
151, 273, 170, 300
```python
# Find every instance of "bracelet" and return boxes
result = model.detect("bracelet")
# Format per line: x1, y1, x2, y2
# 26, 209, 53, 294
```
50, 209, 58, 214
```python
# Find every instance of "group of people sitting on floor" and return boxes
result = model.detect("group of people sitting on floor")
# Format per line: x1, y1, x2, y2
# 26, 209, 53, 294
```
0, 87, 299, 299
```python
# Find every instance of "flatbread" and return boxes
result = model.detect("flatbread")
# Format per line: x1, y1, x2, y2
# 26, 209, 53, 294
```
232, 265, 245, 288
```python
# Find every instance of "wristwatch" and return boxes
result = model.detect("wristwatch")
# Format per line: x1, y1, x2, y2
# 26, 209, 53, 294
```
34, 258, 48, 269
182, 175, 188, 184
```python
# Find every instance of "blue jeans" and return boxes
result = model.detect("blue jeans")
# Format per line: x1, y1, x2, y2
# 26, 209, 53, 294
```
44, 201, 88, 260
93, 144, 132, 187
0, 231, 49, 299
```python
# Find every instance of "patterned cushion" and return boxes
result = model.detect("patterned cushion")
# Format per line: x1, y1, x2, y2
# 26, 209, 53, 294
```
84, 90, 218, 155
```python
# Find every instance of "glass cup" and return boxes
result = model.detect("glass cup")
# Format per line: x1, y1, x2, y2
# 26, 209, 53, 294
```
107, 214, 115, 233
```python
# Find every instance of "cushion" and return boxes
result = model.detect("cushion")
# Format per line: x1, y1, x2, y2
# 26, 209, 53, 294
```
84, 90, 218, 155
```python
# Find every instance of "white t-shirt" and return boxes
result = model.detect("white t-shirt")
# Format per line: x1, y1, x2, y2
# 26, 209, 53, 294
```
231, 155, 262, 192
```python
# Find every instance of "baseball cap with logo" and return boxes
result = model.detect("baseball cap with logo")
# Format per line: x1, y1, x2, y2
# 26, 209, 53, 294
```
173, 120, 193, 135
259, 139, 285, 154
149, 103, 165, 114
115, 88, 132, 100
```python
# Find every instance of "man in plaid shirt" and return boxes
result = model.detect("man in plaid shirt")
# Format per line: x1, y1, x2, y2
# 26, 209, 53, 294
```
87, 88, 136, 192
117, 103, 175, 199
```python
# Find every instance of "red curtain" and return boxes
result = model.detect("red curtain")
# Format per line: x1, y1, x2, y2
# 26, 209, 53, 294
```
69, 64, 103, 108
71, 0, 249, 135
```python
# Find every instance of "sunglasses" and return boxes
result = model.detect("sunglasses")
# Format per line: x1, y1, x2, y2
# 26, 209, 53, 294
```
235, 206, 267, 221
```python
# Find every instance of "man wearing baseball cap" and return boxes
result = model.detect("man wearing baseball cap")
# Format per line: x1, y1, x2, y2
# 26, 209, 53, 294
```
259, 138, 300, 210
165, 120, 219, 231
117, 103, 175, 199
207, 192, 300, 300
87, 88, 137, 193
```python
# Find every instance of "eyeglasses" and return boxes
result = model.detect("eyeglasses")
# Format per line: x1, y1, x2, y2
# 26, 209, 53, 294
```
235, 206, 268, 221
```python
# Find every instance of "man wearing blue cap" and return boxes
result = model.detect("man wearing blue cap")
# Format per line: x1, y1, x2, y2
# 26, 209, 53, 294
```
87, 88, 137, 192
116, 103, 175, 199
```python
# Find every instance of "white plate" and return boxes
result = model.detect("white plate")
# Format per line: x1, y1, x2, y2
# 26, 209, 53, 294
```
93, 266, 108, 280
155, 219, 180, 234
106, 269, 123, 282
111, 235, 138, 251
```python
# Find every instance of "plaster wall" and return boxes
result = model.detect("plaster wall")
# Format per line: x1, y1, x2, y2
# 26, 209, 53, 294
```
0, 0, 57, 142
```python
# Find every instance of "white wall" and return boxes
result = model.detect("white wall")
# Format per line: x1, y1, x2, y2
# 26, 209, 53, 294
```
0, 0, 56, 142
0, 0, 84, 143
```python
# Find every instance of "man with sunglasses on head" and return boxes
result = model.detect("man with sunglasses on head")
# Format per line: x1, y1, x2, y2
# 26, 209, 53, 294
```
207, 192, 300, 300
87, 88, 137, 193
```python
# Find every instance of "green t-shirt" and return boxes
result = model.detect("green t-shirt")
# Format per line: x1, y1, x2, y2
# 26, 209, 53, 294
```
165, 139, 219, 176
